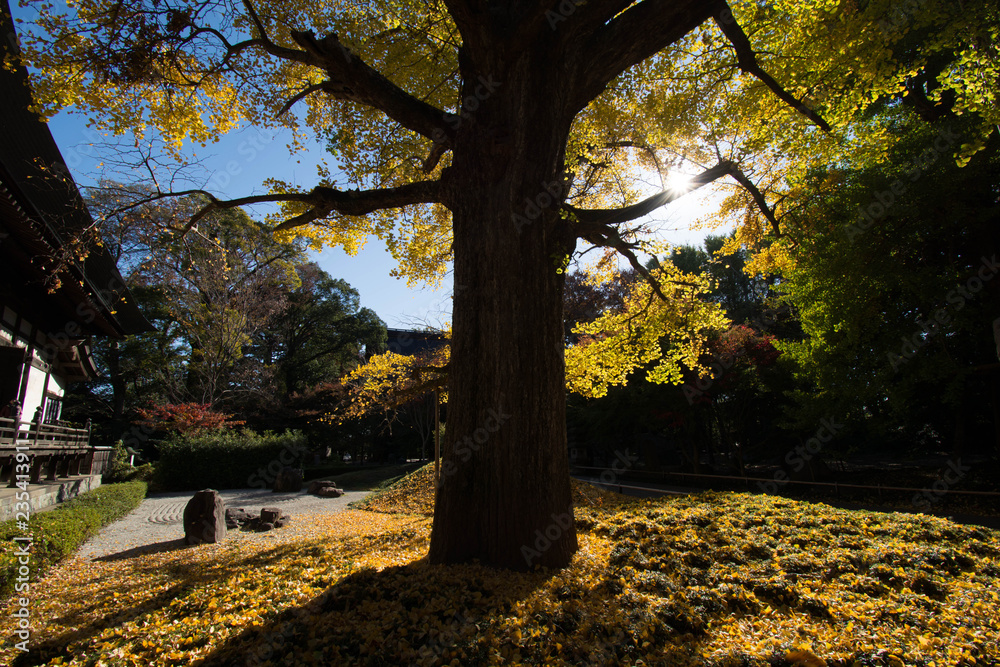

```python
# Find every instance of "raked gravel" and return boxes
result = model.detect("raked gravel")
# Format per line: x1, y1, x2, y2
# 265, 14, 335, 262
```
75, 488, 369, 560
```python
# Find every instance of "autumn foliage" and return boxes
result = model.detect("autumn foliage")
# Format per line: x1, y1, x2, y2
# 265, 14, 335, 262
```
4, 482, 997, 666
134, 402, 244, 435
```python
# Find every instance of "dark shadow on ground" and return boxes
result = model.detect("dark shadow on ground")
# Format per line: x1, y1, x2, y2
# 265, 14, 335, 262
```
192, 553, 715, 667
12, 539, 320, 666
94, 538, 190, 562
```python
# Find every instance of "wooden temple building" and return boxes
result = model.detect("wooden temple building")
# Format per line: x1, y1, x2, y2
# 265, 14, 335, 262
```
0, 1, 153, 518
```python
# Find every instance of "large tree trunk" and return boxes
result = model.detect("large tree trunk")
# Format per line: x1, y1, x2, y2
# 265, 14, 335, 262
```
430, 58, 578, 570
107, 342, 126, 421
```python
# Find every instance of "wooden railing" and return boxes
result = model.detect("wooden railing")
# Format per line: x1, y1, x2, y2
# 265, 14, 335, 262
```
0, 414, 106, 487
0, 415, 91, 448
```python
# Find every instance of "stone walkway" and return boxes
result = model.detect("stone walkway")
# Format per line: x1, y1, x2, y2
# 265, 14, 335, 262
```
76, 488, 368, 560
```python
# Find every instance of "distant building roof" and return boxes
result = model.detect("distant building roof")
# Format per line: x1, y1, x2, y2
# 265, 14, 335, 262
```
0, 0, 153, 339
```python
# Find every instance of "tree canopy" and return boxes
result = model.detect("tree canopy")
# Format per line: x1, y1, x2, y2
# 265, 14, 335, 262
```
14, 0, 999, 569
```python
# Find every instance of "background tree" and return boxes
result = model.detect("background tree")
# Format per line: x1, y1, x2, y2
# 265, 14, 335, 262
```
248, 262, 387, 401
70, 189, 386, 441
771, 111, 1000, 458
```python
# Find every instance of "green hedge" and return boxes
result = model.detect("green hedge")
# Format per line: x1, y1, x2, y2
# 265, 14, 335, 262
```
0, 481, 147, 600
153, 429, 308, 491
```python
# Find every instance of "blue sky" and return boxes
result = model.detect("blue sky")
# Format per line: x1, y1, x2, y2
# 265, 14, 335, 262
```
17, 4, 723, 328
44, 112, 723, 327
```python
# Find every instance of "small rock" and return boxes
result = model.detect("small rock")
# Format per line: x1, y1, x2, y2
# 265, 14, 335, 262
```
260, 506, 282, 524
184, 489, 226, 545
225, 508, 251, 528
258, 522, 275, 531
308, 479, 344, 497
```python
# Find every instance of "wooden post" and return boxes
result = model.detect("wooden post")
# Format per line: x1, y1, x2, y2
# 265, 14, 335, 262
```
434, 389, 441, 487
31, 406, 43, 447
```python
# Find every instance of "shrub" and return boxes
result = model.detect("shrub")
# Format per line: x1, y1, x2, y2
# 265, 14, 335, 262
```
153, 429, 308, 491
126, 463, 156, 483
102, 440, 136, 483
0, 481, 147, 600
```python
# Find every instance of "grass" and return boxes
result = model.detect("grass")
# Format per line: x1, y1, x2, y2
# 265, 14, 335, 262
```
1, 468, 997, 666
319, 461, 426, 492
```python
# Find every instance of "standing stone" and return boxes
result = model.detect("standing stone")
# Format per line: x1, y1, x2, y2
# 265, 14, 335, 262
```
272, 467, 303, 492
184, 489, 226, 545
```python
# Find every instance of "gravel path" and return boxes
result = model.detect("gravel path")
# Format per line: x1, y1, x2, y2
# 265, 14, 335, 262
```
76, 488, 369, 560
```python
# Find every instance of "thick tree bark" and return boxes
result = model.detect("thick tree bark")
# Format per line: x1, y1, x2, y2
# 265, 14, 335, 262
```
107, 342, 126, 421
430, 55, 579, 570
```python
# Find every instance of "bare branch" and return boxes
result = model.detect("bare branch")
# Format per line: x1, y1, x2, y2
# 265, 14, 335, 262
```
109, 180, 441, 237
278, 82, 329, 116
422, 139, 449, 174
272, 180, 443, 232
726, 167, 781, 234
241, 0, 269, 41
712, 2, 831, 131
569, 157, 780, 235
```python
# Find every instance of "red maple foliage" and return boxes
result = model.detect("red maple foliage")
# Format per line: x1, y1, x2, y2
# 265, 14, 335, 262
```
135, 403, 244, 435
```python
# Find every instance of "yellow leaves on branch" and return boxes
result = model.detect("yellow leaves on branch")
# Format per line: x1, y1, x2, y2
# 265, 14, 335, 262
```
336, 337, 450, 422
565, 264, 729, 398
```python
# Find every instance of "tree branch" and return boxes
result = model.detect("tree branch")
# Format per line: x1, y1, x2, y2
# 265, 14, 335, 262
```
569, 0, 718, 111
567, 160, 736, 228
278, 82, 330, 116
288, 30, 457, 142
569, 159, 782, 287
725, 168, 781, 235
272, 180, 443, 232
712, 2, 831, 131
130, 181, 440, 236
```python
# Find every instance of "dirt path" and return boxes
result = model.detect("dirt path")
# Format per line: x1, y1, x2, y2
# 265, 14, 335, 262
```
76, 488, 369, 560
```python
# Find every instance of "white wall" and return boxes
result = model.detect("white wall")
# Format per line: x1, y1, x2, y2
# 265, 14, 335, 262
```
21, 363, 48, 422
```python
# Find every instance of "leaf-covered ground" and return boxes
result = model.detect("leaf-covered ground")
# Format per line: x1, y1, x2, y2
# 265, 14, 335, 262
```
2, 468, 998, 666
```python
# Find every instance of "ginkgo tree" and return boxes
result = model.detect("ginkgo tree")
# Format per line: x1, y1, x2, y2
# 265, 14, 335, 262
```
14, 0, 998, 569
